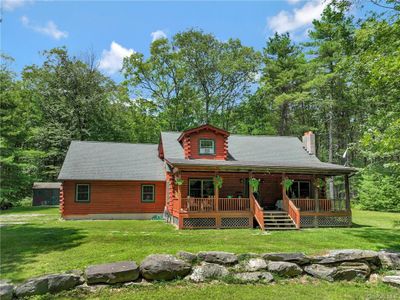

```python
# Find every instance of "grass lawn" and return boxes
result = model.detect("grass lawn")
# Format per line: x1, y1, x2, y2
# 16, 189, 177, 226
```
48, 281, 399, 300
1, 207, 399, 296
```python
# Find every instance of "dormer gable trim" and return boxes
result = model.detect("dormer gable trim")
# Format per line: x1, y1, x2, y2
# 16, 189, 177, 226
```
177, 124, 230, 143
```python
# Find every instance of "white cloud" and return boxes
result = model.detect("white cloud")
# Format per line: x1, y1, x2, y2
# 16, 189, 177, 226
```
20, 15, 68, 40
150, 30, 167, 42
99, 41, 135, 74
267, 1, 327, 34
2, 0, 33, 11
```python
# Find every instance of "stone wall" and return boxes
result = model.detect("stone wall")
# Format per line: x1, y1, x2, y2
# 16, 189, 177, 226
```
1, 249, 399, 299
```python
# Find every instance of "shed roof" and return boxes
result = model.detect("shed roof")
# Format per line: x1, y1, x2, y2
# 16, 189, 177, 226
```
160, 132, 355, 175
58, 141, 165, 181
33, 182, 62, 189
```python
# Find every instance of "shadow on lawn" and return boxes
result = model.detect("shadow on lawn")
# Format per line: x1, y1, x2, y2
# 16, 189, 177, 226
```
346, 227, 400, 251
1, 225, 85, 277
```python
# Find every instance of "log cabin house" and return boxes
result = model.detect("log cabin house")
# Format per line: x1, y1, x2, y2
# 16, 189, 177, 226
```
58, 124, 355, 230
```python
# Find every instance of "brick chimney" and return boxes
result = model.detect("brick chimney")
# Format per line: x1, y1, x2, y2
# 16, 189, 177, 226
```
302, 131, 316, 155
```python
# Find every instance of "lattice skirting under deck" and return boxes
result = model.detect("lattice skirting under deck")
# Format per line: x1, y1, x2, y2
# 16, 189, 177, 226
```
300, 215, 352, 227
221, 217, 250, 228
183, 218, 216, 228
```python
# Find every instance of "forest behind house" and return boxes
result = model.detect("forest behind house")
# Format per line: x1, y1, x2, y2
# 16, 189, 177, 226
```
1, 1, 399, 211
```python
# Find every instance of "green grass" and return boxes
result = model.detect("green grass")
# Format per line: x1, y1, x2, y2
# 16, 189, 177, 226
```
44, 282, 399, 300
1, 207, 399, 284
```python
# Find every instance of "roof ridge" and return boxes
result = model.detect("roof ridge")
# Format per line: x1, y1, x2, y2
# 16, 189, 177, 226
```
229, 134, 299, 138
71, 140, 158, 146
162, 132, 300, 138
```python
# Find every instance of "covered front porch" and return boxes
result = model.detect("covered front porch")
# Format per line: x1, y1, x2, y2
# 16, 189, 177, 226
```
165, 169, 352, 230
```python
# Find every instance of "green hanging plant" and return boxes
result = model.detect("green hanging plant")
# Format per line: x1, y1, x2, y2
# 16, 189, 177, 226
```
314, 178, 326, 189
213, 175, 223, 189
175, 178, 184, 186
282, 178, 294, 192
249, 178, 261, 193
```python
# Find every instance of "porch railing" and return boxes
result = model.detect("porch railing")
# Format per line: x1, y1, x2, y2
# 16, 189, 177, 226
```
219, 198, 250, 211
183, 197, 250, 212
290, 198, 347, 212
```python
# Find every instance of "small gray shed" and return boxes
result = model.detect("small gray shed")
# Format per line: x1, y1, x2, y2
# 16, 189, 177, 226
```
32, 182, 61, 206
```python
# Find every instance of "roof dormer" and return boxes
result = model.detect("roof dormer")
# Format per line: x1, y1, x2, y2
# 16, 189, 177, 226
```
177, 124, 229, 160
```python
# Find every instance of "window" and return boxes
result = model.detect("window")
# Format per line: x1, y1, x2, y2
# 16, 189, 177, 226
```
289, 181, 311, 198
189, 179, 214, 198
75, 184, 90, 202
142, 185, 155, 202
199, 139, 215, 155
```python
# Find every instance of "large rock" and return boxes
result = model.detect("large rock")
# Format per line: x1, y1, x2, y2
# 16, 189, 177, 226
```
198, 251, 238, 265
333, 262, 370, 281
304, 264, 337, 282
85, 261, 139, 284
382, 275, 400, 287
140, 254, 191, 281
233, 272, 274, 283
305, 262, 370, 281
188, 263, 229, 282
316, 249, 379, 265
177, 251, 197, 263
379, 250, 400, 270
267, 261, 302, 277
0, 280, 14, 300
15, 273, 81, 297
243, 258, 268, 272
263, 252, 310, 265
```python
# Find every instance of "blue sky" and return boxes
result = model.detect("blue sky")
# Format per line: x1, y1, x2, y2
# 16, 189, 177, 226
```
2, 0, 381, 81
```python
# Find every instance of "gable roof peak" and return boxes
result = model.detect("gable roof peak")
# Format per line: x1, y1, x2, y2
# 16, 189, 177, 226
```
177, 124, 230, 142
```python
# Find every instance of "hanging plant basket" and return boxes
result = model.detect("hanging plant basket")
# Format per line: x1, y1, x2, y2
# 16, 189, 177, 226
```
314, 178, 326, 189
249, 178, 261, 193
213, 175, 223, 189
175, 178, 184, 186
282, 178, 294, 192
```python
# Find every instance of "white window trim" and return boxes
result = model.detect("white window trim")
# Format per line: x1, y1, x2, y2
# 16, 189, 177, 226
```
75, 184, 90, 203
199, 139, 215, 155
142, 184, 155, 203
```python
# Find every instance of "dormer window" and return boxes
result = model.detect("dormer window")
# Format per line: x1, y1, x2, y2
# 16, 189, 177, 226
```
199, 139, 215, 155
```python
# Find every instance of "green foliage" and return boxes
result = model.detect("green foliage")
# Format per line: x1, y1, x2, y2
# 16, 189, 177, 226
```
175, 178, 184, 186
249, 178, 260, 193
282, 178, 294, 192
213, 175, 223, 189
358, 167, 400, 212
1, 3, 399, 211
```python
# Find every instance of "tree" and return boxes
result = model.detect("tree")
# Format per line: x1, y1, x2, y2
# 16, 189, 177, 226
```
22, 48, 127, 179
174, 29, 261, 129
123, 38, 198, 131
305, 2, 355, 198
0, 55, 43, 204
252, 32, 310, 136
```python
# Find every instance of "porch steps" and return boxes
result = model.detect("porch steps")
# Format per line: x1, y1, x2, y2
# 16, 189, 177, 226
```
263, 211, 297, 230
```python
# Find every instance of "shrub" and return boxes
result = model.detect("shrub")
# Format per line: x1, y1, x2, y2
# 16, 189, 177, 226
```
358, 167, 400, 212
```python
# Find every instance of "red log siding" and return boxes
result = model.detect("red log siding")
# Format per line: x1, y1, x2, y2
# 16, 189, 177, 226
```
59, 184, 64, 215
185, 130, 227, 160
165, 172, 179, 216
62, 180, 165, 216
179, 172, 316, 208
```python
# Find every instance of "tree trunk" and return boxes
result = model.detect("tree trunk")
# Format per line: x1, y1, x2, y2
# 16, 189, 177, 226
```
328, 106, 335, 200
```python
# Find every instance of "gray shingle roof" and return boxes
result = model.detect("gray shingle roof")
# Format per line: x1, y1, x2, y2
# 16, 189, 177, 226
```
58, 141, 165, 181
33, 182, 62, 189
160, 132, 355, 174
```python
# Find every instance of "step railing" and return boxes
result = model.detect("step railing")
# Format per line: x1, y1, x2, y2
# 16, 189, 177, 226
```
251, 194, 264, 230
288, 200, 301, 229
